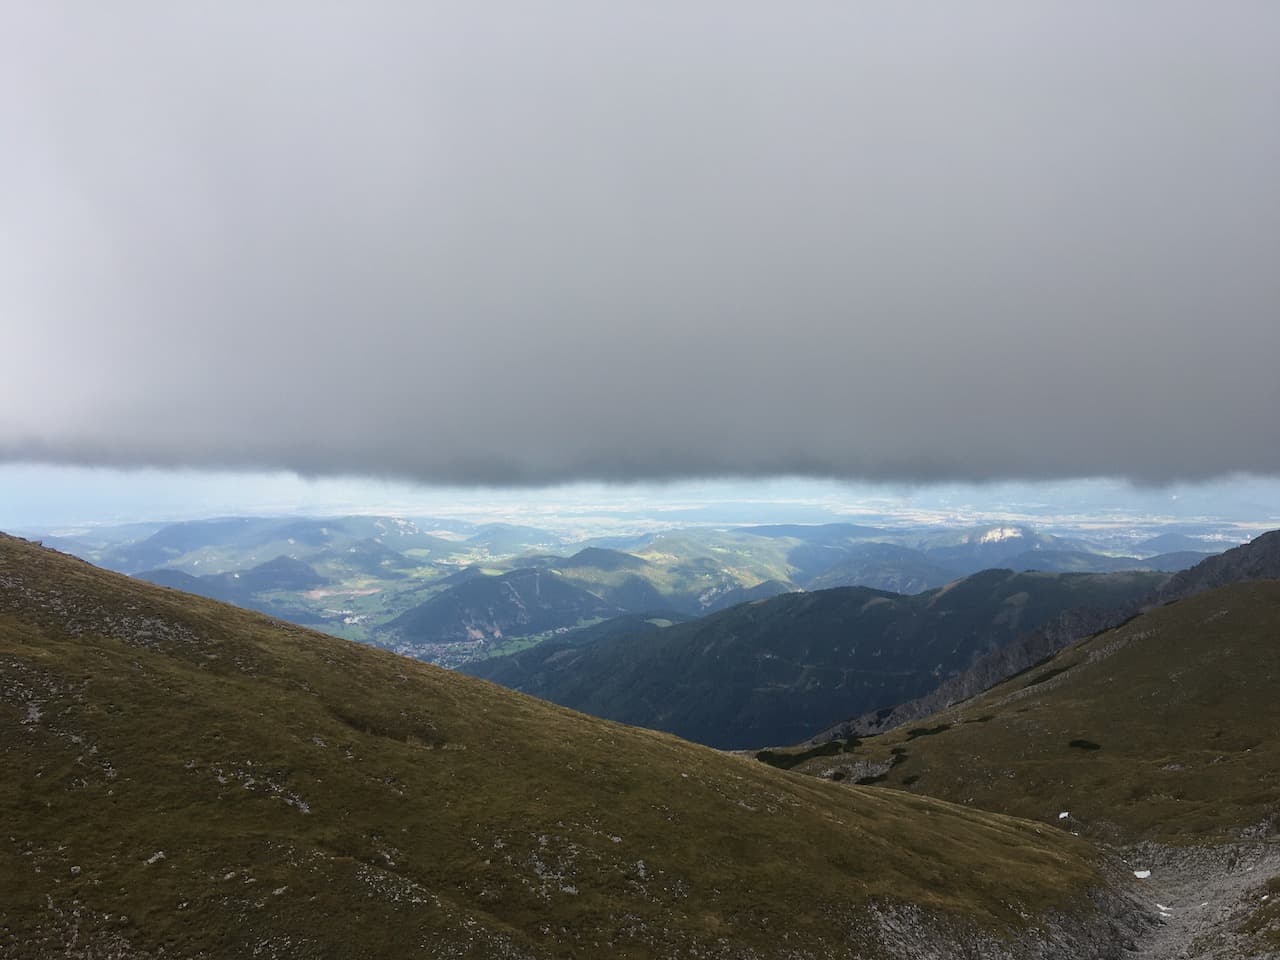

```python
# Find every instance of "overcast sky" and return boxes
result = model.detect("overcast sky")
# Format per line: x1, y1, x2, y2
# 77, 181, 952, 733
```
3, 3, 1278, 487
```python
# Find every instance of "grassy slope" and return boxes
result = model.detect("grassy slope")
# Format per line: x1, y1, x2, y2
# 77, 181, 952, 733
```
0, 535, 1122, 958
787, 581, 1280, 846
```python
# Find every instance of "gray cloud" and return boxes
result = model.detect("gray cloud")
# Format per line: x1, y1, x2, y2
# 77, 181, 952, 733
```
2, 2, 1278, 485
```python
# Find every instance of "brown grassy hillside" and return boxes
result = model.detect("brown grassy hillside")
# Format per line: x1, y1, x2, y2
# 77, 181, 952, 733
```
0, 534, 1142, 958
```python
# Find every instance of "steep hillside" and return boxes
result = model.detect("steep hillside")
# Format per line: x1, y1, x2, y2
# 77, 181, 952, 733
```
472, 611, 693, 691
1154, 529, 1280, 601
787, 580, 1280, 846
0, 534, 1148, 958
779, 576, 1280, 957
815, 602, 1142, 742
467, 569, 1164, 749
824, 530, 1280, 740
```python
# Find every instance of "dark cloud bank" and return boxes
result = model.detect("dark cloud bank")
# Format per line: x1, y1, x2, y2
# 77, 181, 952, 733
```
2, 3, 1278, 486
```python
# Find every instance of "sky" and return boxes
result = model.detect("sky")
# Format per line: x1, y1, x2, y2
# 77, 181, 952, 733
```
3, 3, 1279, 490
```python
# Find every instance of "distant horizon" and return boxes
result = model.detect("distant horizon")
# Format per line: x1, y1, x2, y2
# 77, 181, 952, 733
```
5, 463, 1278, 544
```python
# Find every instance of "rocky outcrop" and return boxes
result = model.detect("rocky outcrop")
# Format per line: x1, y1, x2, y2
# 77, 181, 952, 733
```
866, 886, 1155, 960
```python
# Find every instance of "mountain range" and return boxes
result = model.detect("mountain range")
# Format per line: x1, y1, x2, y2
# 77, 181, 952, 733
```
467, 568, 1165, 749
29, 517, 1228, 674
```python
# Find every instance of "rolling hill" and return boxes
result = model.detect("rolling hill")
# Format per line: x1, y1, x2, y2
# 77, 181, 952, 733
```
379, 567, 625, 665
95, 516, 462, 576
140, 555, 327, 598
0, 533, 1152, 958
136, 557, 331, 625
521, 545, 797, 616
